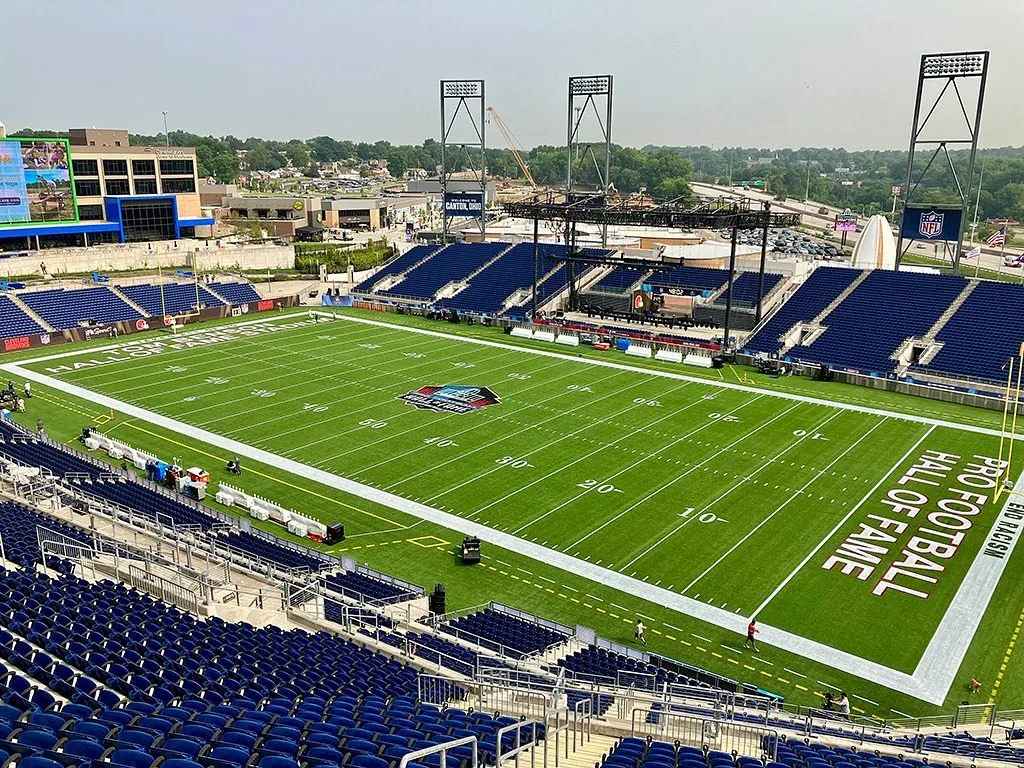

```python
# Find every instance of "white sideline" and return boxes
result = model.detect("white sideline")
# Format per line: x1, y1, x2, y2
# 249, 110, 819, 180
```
4, 312, 1021, 704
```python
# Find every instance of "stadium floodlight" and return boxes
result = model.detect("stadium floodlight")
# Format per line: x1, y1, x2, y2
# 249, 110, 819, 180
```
921, 52, 987, 78
569, 75, 612, 96
897, 51, 989, 274
442, 80, 483, 98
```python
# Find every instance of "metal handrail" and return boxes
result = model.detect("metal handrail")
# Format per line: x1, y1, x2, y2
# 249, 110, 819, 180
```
399, 735, 477, 768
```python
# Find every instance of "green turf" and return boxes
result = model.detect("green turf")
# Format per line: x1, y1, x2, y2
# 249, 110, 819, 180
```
8, 308, 1024, 717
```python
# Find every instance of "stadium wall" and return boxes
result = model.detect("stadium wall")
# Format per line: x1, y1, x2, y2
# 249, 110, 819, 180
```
2, 242, 294, 278
0, 295, 300, 355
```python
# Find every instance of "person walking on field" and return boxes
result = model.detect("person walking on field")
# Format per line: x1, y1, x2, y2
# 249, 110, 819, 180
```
634, 619, 647, 646
744, 619, 760, 652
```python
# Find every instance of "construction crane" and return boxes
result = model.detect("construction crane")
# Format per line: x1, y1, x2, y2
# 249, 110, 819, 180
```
487, 107, 537, 189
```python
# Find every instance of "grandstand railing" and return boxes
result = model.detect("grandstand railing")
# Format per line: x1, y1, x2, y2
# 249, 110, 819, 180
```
127, 563, 202, 614
400, 737, 479, 768
496, 720, 542, 768
632, 707, 778, 761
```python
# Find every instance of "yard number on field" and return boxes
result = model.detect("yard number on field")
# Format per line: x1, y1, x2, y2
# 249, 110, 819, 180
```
577, 479, 624, 494
251, 389, 275, 398
424, 437, 458, 448
359, 418, 388, 429
508, 373, 531, 380
403, 352, 426, 359
567, 384, 592, 393
708, 412, 740, 422
793, 429, 829, 440
304, 402, 328, 413
358, 343, 380, 349
634, 398, 662, 407
204, 376, 229, 385
678, 507, 728, 524
496, 455, 533, 469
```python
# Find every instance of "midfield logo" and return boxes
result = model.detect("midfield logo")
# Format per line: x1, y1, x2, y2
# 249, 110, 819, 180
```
398, 384, 500, 414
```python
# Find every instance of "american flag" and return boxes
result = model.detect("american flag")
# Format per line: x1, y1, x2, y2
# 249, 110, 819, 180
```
987, 227, 1006, 247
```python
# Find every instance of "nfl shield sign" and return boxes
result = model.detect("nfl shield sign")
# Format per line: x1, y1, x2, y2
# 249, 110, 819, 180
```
919, 211, 944, 239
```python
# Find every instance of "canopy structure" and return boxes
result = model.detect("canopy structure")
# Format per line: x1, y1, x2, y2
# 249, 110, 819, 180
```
851, 214, 897, 270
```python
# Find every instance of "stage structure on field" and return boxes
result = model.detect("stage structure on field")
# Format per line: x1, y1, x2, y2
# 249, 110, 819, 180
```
440, 79, 487, 242
896, 51, 989, 273
503, 192, 799, 352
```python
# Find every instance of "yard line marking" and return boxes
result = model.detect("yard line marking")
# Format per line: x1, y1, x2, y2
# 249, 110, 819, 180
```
616, 401, 818, 570
692, 633, 711, 642
663, 623, 684, 633
817, 680, 841, 691
890, 709, 914, 718
852, 694, 879, 706
585, 594, 604, 602
472, 380, 697, 521
310, 312, 1019, 439
681, 415, 888, 594
562, 584, 578, 592
783, 668, 807, 679
637, 613, 655, 621
565, 395, 772, 548
424, 374, 669, 506
752, 424, 936, 616
384, 368, 632, 492
721, 645, 744, 654
610, 603, 628, 611
538, 575, 555, 584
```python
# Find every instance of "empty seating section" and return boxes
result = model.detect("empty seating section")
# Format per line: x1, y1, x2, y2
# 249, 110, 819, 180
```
323, 571, 415, 605
557, 645, 705, 690
0, 296, 46, 339
649, 266, 729, 293
352, 245, 440, 292
119, 284, 224, 317
208, 283, 261, 305
436, 244, 567, 314
789, 271, 966, 373
19, 288, 142, 330
217, 531, 330, 573
744, 268, 862, 354
919, 281, 1024, 383
0, 568, 537, 768
716, 272, 783, 307
382, 243, 507, 301
0, 424, 215, 531
0, 501, 93, 568
441, 609, 569, 657
593, 268, 651, 293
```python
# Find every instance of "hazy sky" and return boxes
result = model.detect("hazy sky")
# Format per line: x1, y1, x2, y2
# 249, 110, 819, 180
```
5, 0, 1021, 150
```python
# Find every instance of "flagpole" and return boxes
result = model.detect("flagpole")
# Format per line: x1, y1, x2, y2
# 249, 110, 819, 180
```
972, 158, 985, 279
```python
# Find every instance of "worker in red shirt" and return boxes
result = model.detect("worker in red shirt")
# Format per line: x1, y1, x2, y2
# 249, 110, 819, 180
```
744, 619, 760, 652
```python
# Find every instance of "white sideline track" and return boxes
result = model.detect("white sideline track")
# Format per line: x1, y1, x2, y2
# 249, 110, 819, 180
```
3, 312, 1022, 704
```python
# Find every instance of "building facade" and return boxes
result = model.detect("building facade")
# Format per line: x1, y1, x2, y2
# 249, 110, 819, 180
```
0, 128, 214, 250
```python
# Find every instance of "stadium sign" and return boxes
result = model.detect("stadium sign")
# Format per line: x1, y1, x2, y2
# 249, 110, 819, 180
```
398, 384, 500, 414
900, 206, 964, 242
834, 209, 858, 233
443, 192, 484, 217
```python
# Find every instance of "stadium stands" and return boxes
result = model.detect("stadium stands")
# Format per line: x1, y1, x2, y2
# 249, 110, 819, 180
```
440, 609, 569, 658
323, 571, 418, 605
592, 267, 651, 293
0, 501, 93, 568
650, 266, 729, 293
557, 645, 708, 690
787, 271, 966, 373
217, 531, 332, 573
716, 272, 783, 308
381, 243, 507, 301
436, 244, 567, 315
744, 267, 862, 355
208, 282, 262, 305
19, 288, 142, 330
0, 568, 538, 768
915, 280, 1024, 383
0, 295, 46, 339
352, 245, 442, 293
119, 283, 225, 316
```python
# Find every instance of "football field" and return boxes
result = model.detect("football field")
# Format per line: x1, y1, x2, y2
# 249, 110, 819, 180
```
5, 309, 1023, 709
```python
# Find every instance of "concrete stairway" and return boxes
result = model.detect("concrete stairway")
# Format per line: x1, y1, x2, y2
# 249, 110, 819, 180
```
8, 294, 54, 332
370, 243, 450, 293
922, 279, 977, 341
808, 269, 869, 326
109, 285, 151, 317
553, 733, 617, 768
